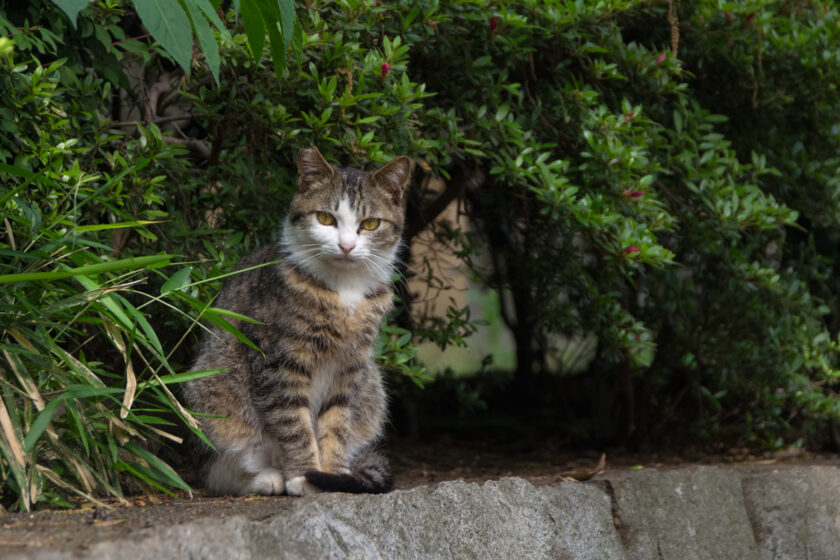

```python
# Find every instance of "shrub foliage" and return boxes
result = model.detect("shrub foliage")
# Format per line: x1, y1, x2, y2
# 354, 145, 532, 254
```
1, 0, 839, 509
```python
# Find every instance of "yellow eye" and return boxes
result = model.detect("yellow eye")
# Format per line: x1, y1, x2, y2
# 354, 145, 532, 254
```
317, 211, 336, 226
360, 218, 381, 231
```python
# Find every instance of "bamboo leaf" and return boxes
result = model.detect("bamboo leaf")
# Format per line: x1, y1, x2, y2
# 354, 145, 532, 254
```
117, 295, 165, 357
74, 220, 163, 233
277, 0, 295, 46
152, 373, 201, 430
239, 0, 265, 61
203, 309, 263, 354
3, 347, 46, 410
23, 399, 62, 452
266, 17, 286, 78
0, 254, 173, 284
102, 318, 137, 420
137, 368, 222, 389
0, 392, 27, 475
208, 307, 263, 324
115, 459, 176, 496
124, 442, 191, 492
253, 0, 286, 78
194, 0, 232, 41
179, 0, 221, 84
161, 267, 193, 294
36, 464, 112, 508
49, 342, 106, 388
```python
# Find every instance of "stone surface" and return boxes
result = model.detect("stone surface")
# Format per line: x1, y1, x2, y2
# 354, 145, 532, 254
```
742, 466, 840, 560
4, 466, 840, 560
604, 466, 760, 560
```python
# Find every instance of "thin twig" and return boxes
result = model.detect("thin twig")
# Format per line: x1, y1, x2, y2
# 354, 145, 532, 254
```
668, 0, 680, 59
112, 33, 150, 46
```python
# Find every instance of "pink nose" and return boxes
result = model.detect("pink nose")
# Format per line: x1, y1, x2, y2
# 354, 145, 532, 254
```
339, 240, 356, 255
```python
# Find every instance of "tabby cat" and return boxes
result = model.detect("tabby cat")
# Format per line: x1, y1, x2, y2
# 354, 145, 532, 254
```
184, 147, 412, 496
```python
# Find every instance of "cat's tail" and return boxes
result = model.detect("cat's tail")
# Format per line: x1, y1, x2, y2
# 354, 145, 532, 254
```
305, 446, 393, 494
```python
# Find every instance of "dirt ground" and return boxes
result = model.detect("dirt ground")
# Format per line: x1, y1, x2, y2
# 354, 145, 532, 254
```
1, 435, 838, 556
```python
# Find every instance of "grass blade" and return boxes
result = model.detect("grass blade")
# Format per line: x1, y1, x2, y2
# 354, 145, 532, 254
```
0, 254, 173, 284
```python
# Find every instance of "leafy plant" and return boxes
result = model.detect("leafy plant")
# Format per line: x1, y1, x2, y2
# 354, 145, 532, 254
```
48, 0, 297, 85
3, 0, 840, 511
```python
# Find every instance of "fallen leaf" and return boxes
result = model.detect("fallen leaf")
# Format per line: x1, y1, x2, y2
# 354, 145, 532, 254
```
555, 453, 607, 482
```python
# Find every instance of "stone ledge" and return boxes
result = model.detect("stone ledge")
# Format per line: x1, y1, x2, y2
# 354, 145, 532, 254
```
4, 465, 840, 560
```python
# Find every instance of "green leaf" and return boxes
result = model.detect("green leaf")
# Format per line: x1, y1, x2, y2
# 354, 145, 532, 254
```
24, 386, 124, 451
240, 0, 266, 60
193, 0, 232, 41
133, 0, 194, 76
291, 18, 304, 63
23, 400, 62, 452
161, 267, 193, 294
119, 296, 165, 357
253, 0, 287, 78
74, 220, 162, 233
124, 442, 191, 491
0, 254, 173, 284
266, 16, 286, 79
203, 309, 263, 354
51, 0, 92, 29
278, 0, 295, 46
115, 460, 177, 496
137, 369, 223, 389
179, 0, 221, 85
208, 307, 263, 324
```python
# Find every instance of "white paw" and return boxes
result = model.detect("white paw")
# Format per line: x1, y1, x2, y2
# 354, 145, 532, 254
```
285, 475, 321, 497
249, 469, 285, 495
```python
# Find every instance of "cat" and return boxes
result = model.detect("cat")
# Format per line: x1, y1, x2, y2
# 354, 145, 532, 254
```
184, 147, 412, 496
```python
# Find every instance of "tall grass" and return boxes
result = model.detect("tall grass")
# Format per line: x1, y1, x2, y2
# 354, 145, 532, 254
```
0, 47, 237, 510
0, 156, 229, 510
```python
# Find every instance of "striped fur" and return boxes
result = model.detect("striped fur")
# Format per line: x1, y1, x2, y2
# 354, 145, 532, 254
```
184, 148, 411, 496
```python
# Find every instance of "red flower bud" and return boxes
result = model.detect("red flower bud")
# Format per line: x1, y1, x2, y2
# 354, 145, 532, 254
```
489, 16, 498, 32
625, 111, 634, 120
724, 11, 733, 22
745, 12, 755, 25
656, 52, 667, 65
380, 62, 390, 81
622, 190, 645, 198
623, 247, 641, 255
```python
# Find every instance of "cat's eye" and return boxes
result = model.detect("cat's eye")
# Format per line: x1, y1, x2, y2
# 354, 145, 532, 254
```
317, 211, 336, 226
360, 218, 381, 231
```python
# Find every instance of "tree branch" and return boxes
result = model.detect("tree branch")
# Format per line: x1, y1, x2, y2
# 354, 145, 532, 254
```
110, 113, 204, 128
403, 160, 484, 243
162, 136, 212, 160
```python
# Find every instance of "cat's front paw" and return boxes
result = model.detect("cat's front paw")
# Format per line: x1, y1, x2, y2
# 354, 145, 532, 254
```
285, 475, 321, 497
249, 469, 285, 495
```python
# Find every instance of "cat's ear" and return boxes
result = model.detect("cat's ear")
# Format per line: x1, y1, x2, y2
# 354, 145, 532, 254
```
369, 156, 413, 202
297, 147, 336, 192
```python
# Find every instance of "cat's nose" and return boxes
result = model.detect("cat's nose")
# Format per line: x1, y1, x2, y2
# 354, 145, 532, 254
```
339, 240, 356, 255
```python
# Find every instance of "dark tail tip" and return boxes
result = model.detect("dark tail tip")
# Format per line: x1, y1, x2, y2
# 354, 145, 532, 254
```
304, 470, 393, 494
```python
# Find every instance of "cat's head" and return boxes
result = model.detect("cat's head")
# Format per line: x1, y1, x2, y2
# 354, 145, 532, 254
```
282, 147, 412, 285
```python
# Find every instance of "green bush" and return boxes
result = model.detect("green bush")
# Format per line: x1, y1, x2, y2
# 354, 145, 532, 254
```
2, 0, 840, 509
